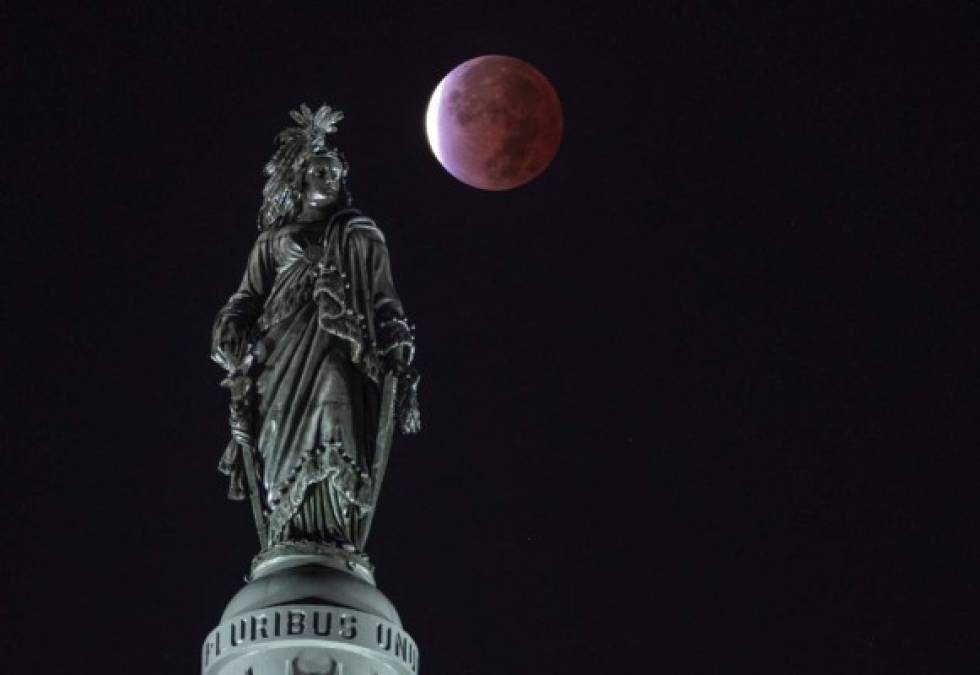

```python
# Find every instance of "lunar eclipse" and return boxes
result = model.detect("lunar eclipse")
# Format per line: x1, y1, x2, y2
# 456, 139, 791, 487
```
426, 55, 563, 190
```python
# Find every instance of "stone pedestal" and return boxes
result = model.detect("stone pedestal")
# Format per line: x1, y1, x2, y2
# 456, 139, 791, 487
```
202, 550, 418, 675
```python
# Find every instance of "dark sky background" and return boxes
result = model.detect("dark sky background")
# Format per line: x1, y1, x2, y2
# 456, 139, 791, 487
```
4, 2, 978, 673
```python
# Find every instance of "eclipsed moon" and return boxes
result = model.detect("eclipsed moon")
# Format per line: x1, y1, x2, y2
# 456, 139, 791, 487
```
426, 55, 563, 191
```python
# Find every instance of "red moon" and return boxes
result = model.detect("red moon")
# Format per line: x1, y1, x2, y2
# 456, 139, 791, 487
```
426, 55, 563, 190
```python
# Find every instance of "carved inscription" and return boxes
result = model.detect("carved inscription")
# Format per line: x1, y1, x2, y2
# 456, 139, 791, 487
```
313, 611, 332, 636
253, 614, 270, 640
339, 614, 357, 639
288, 610, 306, 635
376, 624, 419, 672
202, 607, 418, 673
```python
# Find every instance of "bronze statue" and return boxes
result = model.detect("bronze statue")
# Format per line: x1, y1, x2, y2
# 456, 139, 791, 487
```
211, 104, 420, 557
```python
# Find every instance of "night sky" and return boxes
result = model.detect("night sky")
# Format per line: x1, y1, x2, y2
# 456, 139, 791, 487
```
4, 3, 978, 673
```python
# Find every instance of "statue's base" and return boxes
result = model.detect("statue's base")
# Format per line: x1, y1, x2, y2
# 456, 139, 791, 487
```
202, 555, 418, 675
250, 540, 376, 584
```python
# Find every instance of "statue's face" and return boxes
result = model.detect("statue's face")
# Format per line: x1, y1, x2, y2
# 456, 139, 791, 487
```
302, 154, 345, 208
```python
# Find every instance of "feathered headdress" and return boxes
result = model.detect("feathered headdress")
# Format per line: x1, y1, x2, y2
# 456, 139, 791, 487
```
258, 104, 348, 230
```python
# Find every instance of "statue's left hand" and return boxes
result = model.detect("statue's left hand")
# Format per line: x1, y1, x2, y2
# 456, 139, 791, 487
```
398, 384, 422, 435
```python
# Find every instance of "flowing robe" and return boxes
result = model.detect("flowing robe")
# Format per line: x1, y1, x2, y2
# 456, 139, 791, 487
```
213, 208, 414, 547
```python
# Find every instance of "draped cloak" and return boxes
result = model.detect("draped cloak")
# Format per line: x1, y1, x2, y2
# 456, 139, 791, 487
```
213, 208, 414, 547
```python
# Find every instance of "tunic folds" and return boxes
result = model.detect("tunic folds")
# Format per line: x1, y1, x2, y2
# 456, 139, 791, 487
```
213, 208, 414, 548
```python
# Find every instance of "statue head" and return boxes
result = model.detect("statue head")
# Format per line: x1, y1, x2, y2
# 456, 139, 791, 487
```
258, 104, 352, 229
301, 151, 346, 211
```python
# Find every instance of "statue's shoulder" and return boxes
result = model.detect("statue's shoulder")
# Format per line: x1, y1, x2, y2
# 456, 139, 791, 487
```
340, 210, 386, 245
254, 225, 294, 243
258, 222, 322, 245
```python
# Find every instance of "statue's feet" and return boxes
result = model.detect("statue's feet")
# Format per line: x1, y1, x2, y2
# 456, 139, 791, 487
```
252, 539, 374, 584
